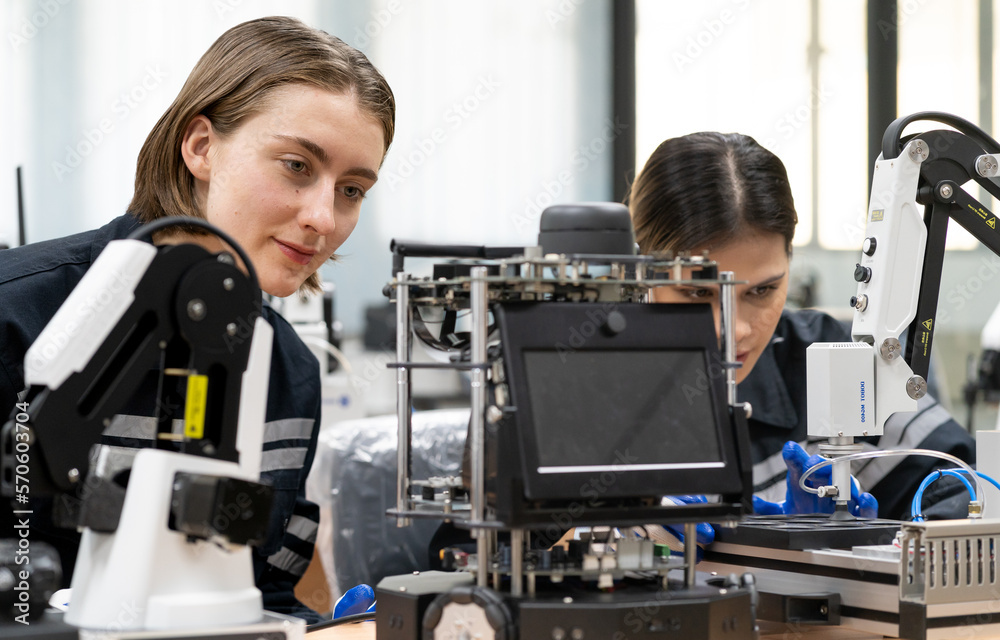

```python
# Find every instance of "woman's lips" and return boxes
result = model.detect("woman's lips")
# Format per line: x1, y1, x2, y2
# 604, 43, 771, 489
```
736, 352, 749, 363
274, 239, 315, 266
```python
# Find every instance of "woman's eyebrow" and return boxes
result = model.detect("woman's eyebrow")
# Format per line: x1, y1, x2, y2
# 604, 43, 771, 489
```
273, 134, 328, 164
272, 134, 378, 182
752, 272, 786, 287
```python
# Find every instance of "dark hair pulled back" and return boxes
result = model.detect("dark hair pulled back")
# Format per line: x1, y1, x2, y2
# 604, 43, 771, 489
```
627, 132, 797, 255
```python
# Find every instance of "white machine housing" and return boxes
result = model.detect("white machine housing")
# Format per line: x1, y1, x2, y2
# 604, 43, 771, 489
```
848, 142, 928, 430
806, 342, 875, 438
806, 140, 927, 447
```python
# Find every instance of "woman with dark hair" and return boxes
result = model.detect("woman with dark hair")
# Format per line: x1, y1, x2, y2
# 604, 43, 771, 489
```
629, 132, 975, 520
0, 16, 395, 621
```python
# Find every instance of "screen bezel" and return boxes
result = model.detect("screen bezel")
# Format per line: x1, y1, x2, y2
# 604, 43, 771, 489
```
496, 302, 743, 502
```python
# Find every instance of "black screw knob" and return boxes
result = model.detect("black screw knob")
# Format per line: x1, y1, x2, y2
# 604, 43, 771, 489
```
850, 295, 858, 308
854, 264, 871, 283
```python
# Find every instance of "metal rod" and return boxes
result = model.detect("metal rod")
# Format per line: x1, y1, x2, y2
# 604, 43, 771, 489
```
394, 273, 412, 527
684, 522, 697, 588
470, 266, 489, 585
511, 529, 524, 597
719, 271, 737, 405
808, 0, 821, 250
16, 166, 26, 246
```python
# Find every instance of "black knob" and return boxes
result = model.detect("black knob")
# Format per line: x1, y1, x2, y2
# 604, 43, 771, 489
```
854, 263, 871, 283
850, 296, 858, 308
862, 237, 877, 256
602, 310, 627, 336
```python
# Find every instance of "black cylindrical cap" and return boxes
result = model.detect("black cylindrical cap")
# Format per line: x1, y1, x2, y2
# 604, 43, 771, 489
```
538, 202, 636, 256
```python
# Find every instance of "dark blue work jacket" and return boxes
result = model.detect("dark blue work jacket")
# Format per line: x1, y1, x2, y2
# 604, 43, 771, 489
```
0, 213, 322, 621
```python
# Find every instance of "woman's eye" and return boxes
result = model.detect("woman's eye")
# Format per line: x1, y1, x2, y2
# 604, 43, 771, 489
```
684, 288, 713, 299
343, 185, 365, 201
749, 285, 778, 298
284, 159, 307, 173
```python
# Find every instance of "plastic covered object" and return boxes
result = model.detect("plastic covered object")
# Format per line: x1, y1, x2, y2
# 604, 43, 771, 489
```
306, 409, 469, 599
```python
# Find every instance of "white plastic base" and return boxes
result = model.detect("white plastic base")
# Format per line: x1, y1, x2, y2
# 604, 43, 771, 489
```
75, 610, 306, 639
65, 449, 262, 631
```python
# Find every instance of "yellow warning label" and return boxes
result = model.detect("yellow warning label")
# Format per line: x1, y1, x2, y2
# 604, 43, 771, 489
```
870, 209, 884, 222
922, 318, 933, 331
989, 217, 997, 229
184, 374, 208, 439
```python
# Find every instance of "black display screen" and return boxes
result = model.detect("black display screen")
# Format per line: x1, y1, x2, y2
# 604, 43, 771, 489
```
523, 349, 723, 472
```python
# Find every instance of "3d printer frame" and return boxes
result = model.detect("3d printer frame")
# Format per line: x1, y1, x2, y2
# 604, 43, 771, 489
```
384, 245, 754, 597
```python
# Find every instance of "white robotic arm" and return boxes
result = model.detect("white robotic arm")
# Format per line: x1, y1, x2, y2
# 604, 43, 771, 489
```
808, 112, 1000, 514
1, 219, 303, 637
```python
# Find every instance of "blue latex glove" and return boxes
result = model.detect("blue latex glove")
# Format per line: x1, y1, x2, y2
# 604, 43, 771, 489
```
662, 495, 716, 546
333, 584, 376, 619
752, 441, 879, 519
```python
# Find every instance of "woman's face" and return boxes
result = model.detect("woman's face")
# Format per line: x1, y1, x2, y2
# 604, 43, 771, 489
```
182, 84, 385, 297
650, 232, 789, 383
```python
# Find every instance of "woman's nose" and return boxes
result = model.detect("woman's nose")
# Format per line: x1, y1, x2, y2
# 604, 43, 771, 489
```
733, 309, 753, 345
300, 183, 337, 235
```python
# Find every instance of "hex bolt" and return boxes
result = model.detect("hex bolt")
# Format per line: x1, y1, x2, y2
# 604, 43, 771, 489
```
227, 323, 238, 336
938, 183, 954, 200
223, 277, 235, 291
67, 468, 80, 483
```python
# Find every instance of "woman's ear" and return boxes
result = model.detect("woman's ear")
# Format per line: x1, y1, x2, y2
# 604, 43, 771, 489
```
180, 115, 214, 182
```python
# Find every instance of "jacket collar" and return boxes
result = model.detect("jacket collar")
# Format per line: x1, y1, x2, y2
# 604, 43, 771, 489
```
90, 213, 144, 263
